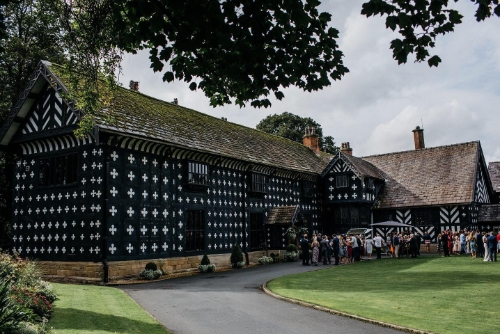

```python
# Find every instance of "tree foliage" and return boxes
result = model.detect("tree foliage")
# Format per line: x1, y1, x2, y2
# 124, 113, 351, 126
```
256, 112, 338, 154
361, 0, 500, 67
0, 0, 67, 250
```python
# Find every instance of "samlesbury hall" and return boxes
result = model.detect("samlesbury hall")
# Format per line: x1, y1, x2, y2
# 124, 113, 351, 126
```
1, 61, 499, 281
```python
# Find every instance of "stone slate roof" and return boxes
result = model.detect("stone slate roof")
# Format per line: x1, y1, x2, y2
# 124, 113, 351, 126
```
341, 153, 385, 180
478, 204, 500, 222
362, 142, 480, 209
489, 162, 500, 193
266, 206, 300, 225
47, 63, 328, 175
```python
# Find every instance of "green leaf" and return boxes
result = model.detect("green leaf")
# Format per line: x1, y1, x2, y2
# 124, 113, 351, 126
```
427, 55, 441, 67
163, 71, 174, 82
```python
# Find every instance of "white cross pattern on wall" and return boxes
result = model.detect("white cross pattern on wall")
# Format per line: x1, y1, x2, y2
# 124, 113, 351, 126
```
110, 151, 118, 161
126, 243, 134, 253
109, 225, 117, 235
128, 154, 135, 164
127, 189, 135, 198
127, 207, 135, 217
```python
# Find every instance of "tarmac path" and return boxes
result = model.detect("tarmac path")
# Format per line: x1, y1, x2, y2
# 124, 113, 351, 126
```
119, 262, 402, 334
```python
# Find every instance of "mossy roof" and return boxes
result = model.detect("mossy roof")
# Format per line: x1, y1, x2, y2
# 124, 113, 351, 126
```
47, 63, 328, 175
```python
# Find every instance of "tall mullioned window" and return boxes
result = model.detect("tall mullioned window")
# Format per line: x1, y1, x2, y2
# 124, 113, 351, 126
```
250, 213, 264, 249
188, 161, 209, 186
251, 173, 267, 193
336, 175, 348, 188
186, 210, 205, 252
39, 154, 78, 187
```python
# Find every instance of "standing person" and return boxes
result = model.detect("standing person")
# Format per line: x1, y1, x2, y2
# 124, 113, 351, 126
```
300, 234, 311, 265
311, 235, 320, 266
365, 236, 373, 260
409, 233, 419, 258
459, 231, 467, 254
373, 233, 383, 259
346, 236, 353, 263
393, 233, 400, 258
496, 231, 500, 255
487, 232, 497, 262
386, 233, 392, 256
468, 232, 476, 258
441, 231, 450, 257
320, 236, 329, 265
437, 233, 443, 256
476, 230, 484, 258
423, 231, 431, 253
453, 233, 460, 255
415, 233, 422, 255
483, 232, 490, 262
332, 234, 340, 265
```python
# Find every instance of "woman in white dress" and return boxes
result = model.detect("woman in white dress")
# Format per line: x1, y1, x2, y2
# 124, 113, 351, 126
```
483, 232, 491, 262
365, 237, 373, 259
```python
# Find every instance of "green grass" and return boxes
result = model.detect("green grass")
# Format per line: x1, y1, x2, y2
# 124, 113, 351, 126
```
268, 256, 500, 334
50, 283, 170, 334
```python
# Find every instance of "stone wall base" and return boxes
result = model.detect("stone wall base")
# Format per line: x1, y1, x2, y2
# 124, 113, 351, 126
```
39, 249, 279, 283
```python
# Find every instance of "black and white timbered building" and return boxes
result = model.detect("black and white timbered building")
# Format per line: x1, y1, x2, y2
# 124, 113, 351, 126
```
0, 61, 498, 279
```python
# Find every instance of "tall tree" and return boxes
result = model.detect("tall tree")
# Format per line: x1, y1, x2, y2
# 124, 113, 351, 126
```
0, 0, 67, 250
256, 112, 338, 154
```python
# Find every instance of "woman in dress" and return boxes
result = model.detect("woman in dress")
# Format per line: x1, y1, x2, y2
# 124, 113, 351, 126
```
311, 236, 320, 265
364, 236, 373, 260
346, 236, 353, 263
468, 232, 476, 258
453, 233, 460, 255
483, 232, 490, 262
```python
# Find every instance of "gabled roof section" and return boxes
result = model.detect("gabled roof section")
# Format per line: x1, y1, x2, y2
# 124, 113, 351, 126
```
44, 63, 327, 175
321, 151, 385, 180
266, 205, 303, 225
362, 142, 482, 208
489, 162, 500, 193
0, 61, 80, 146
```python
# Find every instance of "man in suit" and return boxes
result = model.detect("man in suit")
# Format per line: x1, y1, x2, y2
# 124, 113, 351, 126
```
332, 234, 340, 265
487, 232, 497, 262
476, 230, 484, 258
320, 236, 329, 265
300, 234, 310, 265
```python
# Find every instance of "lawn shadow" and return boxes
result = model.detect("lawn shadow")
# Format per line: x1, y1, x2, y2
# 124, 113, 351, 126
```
51, 308, 168, 333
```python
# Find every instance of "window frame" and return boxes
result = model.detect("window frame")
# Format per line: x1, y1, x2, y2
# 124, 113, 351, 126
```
250, 213, 264, 249
336, 175, 348, 188
250, 172, 267, 194
186, 161, 209, 191
38, 153, 78, 188
185, 210, 205, 252
301, 180, 316, 198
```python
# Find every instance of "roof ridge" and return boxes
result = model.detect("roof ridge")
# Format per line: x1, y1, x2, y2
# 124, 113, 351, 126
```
361, 140, 480, 159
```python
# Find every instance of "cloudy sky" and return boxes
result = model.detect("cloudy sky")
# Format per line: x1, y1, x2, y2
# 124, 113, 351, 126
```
119, 0, 500, 163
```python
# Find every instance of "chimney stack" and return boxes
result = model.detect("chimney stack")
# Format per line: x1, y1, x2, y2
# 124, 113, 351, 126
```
340, 142, 353, 155
129, 80, 139, 91
412, 126, 425, 150
173, 98, 178, 105
303, 126, 320, 154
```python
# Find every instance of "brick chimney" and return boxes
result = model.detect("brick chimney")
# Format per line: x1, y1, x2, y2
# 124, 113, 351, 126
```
129, 80, 139, 91
173, 98, 178, 105
303, 126, 320, 153
340, 142, 353, 155
412, 126, 425, 150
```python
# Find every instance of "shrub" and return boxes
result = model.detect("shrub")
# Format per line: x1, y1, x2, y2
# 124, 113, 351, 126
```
200, 254, 211, 265
258, 256, 274, 265
286, 244, 298, 253
10, 286, 53, 319
230, 245, 244, 267
283, 251, 298, 262
145, 262, 158, 271
139, 269, 162, 280
0, 280, 32, 333
198, 264, 216, 273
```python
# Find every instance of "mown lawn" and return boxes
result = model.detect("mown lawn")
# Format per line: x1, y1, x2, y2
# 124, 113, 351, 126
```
267, 256, 499, 334
50, 283, 170, 334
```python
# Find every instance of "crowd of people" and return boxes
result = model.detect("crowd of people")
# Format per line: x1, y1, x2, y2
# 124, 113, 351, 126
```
298, 229, 500, 265
438, 229, 499, 262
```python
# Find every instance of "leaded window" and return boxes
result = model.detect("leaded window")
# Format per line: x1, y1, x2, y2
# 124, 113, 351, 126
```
336, 175, 348, 188
39, 154, 78, 187
251, 173, 267, 193
412, 208, 439, 226
301, 180, 316, 198
186, 210, 205, 252
188, 161, 209, 186
250, 213, 264, 249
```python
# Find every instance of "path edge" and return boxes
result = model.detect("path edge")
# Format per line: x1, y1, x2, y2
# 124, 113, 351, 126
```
261, 282, 434, 334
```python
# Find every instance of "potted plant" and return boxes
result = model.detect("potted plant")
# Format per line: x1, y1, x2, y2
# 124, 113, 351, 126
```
198, 254, 216, 273
230, 244, 245, 268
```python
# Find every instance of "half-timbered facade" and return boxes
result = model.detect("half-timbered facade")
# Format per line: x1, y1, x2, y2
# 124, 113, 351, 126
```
0, 61, 324, 265
0, 61, 497, 280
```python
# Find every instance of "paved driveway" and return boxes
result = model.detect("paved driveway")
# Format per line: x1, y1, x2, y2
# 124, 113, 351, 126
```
119, 262, 402, 334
